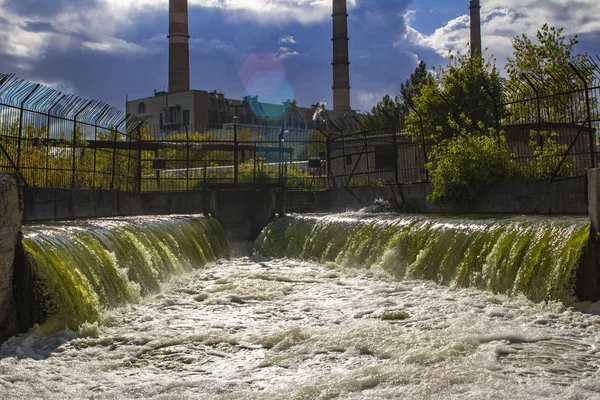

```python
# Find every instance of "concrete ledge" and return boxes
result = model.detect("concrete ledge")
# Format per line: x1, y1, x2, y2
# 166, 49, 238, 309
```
579, 169, 600, 300
23, 188, 210, 222
285, 177, 587, 215
0, 174, 21, 342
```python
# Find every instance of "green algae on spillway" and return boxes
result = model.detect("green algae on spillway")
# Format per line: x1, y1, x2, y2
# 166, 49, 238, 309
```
20, 216, 230, 333
255, 213, 590, 303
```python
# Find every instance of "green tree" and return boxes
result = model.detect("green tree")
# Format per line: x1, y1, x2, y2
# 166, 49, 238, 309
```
506, 24, 592, 123
407, 52, 506, 147
527, 130, 572, 178
397, 60, 434, 122
366, 94, 400, 131
427, 132, 514, 206
366, 61, 434, 131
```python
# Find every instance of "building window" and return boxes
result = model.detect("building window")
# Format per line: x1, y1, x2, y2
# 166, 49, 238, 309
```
183, 110, 190, 127
161, 106, 180, 127
346, 155, 353, 165
375, 146, 395, 169
137, 102, 146, 114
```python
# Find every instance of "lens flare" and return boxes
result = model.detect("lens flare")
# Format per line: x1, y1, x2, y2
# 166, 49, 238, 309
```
239, 53, 295, 119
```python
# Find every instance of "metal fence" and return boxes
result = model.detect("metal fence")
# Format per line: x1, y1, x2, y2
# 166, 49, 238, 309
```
138, 124, 326, 191
1, 57, 600, 193
0, 73, 143, 190
0, 73, 326, 191
320, 56, 600, 188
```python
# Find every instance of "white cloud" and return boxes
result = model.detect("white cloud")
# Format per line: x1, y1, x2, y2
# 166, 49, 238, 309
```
35, 79, 77, 95
101, 0, 358, 24
82, 37, 154, 55
276, 46, 300, 59
0, 0, 356, 63
190, 38, 240, 57
279, 36, 297, 45
403, 0, 600, 70
0, 3, 142, 61
355, 89, 388, 111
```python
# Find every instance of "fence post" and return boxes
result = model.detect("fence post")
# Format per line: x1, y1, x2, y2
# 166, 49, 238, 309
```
482, 82, 502, 141
278, 125, 284, 188
46, 94, 66, 187
92, 105, 110, 188
382, 110, 400, 185
408, 104, 429, 182
330, 120, 347, 183
137, 126, 143, 193
569, 62, 596, 169
72, 101, 93, 189
111, 116, 128, 190
186, 125, 190, 192
233, 120, 239, 185
16, 84, 41, 171
353, 115, 371, 186
326, 137, 334, 188
522, 73, 543, 148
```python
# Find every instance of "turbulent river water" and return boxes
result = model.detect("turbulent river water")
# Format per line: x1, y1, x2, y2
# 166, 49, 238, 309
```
1, 213, 600, 399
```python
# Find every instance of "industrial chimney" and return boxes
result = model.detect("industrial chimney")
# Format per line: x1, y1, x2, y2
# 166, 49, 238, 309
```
470, 0, 482, 57
332, 0, 351, 113
169, 0, 190, 93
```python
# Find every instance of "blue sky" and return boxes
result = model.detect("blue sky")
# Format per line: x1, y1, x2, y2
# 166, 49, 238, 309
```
1, 0, 599, 112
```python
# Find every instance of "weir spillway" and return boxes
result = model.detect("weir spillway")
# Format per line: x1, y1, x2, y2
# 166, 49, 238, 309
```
2, 212, 600, 399
15, 216, 229, 333
256, 213, 591, 304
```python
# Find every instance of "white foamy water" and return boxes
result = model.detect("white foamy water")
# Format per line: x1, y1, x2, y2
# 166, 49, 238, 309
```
1, 257, 600, 399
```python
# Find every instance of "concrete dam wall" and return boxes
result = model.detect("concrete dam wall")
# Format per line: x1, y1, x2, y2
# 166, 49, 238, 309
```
1, 171, 600, 340
0, 175, 21, 342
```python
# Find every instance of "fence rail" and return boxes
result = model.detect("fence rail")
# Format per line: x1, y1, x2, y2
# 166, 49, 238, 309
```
1, 57, 600, 193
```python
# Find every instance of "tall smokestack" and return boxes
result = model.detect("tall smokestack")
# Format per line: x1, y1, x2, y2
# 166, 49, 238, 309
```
169, 0, 190, 93
470, 0, 482, 57
332, 0, 351, 113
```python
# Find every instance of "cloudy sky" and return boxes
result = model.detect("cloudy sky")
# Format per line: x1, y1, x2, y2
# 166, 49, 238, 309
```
1, 0, 599, 112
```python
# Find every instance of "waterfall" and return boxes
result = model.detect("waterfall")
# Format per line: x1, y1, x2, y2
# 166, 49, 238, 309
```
256, 213, 590, 303
18, 216, 229, 333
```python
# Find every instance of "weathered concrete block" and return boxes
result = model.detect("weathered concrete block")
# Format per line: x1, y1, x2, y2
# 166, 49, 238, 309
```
0, 174, 21, 341
578, 169, 600, 300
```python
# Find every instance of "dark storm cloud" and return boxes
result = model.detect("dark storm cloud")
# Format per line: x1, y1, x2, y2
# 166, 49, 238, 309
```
345, 0, 433, 110
23, 21, 59, 33
0, 0, 447, 113
3, 0, 99, 18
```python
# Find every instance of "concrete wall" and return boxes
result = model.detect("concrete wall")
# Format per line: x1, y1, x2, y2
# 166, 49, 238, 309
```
286, 176, 588, 216
23, 188, 211, 221
212, 189, 280, 243
24, 176, 587, 236
581, 170, 600, 300
22, 187, 283, 243
0, 174, 21, 342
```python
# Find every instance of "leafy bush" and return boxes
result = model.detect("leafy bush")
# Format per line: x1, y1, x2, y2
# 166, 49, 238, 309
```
527, 130, 572, 178
427, 133, 513, 205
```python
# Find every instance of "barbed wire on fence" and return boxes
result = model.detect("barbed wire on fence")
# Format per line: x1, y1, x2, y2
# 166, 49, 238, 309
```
1, 55, 600, 192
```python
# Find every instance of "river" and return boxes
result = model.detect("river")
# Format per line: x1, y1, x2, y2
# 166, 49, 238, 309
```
2, 256, 600, 399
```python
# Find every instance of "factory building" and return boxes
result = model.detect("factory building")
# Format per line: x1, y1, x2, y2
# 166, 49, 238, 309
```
126, 90, 323, 138
126, 0, 347, 138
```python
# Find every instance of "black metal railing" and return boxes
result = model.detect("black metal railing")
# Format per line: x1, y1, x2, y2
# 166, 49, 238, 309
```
2, 56, 600, 193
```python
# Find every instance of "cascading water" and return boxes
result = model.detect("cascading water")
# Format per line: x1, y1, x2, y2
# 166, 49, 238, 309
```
2, 212, 600, 399
255, 213, 590, 303
17, 215, 229, 333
